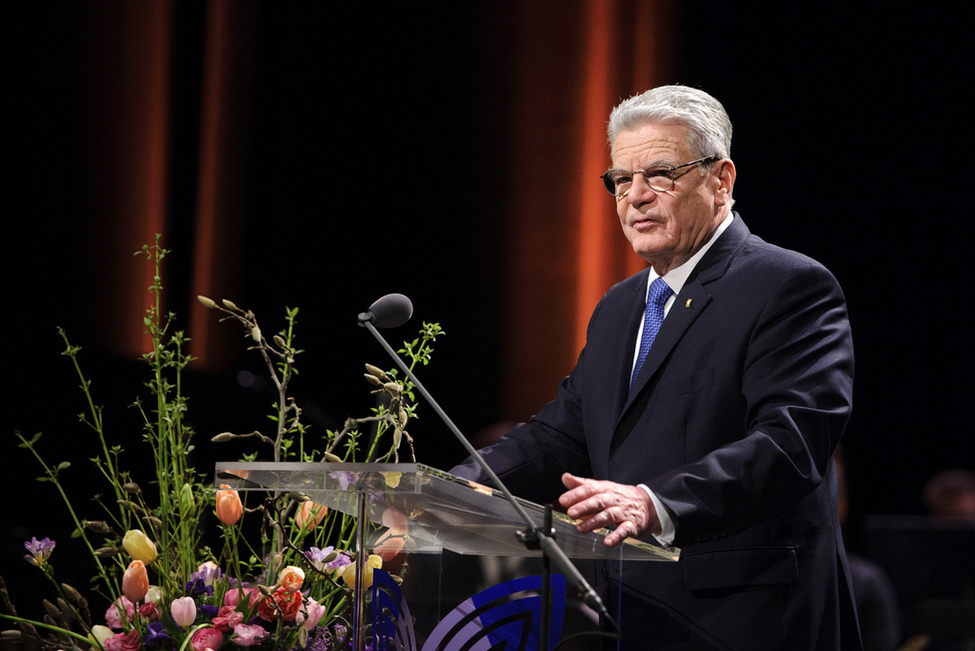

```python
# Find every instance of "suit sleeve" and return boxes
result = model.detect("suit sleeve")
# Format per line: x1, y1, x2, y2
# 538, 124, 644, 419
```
647, 258, 854, 546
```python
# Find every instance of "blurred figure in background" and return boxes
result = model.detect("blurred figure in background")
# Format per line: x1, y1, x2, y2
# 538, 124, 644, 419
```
923, 469, 975, 521
835, 449, 902, 651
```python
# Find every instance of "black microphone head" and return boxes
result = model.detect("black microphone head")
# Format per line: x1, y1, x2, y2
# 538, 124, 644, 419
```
360, 293, 413, 328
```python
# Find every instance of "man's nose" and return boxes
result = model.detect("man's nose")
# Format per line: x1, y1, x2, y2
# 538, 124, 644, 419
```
626, 171, 657, 203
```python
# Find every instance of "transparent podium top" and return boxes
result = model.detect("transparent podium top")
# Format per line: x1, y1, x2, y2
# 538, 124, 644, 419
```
215, 462, 678, 562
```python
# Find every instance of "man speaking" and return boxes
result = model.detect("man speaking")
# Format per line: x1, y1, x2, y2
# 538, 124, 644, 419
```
452, 85, 861, 650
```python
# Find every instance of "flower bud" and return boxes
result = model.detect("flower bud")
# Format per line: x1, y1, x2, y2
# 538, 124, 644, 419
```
94, 546, 117, 558
123, 482, 141, 494
122, 560, 149, 603
60, 583, 82, 603
42, 599, 60, 622
383, 382, 403, 394
85, 521, 111, 535
179, 483, 195, 514
211, 432, 236, 443
363, 373, 383, 386
197, 296, 217, 309
364, 364, 389, 381
222, 299, 239, 311
250, 326, 261, 343
122, 530, 158, 565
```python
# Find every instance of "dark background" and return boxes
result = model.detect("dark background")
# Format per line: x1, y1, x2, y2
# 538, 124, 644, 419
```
4, 0, 971, 628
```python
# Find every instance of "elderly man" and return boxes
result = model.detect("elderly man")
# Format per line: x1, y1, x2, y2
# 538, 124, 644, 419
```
452, 85, 860, 650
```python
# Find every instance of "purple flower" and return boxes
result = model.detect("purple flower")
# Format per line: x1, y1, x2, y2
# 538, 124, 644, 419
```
143, 622, 172, 647
198, 604, 219, 620
305, 545, 352, 572
23, 537, 56, 567
328, 471, 358, 490
184, 578, 214, 598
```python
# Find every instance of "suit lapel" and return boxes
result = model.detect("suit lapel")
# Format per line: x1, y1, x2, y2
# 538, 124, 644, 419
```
617, 215, 751, 424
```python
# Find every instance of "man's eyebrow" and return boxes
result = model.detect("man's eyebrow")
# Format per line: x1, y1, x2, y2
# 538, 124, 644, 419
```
607, 159, 675, 172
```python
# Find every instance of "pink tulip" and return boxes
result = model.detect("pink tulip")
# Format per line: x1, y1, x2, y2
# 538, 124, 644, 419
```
302, 598, 326, 630
170, 596, 197, 628
122, 560, 149, 603
190, 627, 224, 651
216, 485, 243, 526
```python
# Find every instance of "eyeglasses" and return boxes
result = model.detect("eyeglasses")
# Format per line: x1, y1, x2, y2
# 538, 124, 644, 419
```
600, 155, 718, 199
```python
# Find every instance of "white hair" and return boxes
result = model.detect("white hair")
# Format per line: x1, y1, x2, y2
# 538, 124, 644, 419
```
608, 85, 733, 161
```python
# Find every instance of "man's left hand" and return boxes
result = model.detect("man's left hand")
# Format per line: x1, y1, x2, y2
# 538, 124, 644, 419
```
559, 473, 661, 547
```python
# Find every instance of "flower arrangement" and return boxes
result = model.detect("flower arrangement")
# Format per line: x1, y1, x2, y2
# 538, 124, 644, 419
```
1, 238, 443, 651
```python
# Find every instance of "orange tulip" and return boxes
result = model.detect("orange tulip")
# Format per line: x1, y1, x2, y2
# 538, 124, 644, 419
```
216, 484, 243, 526
122, 560, 149, 603
295, 501, 327, 531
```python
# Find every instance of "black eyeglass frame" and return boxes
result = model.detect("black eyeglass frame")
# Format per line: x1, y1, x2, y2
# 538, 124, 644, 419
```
600, 154, 718, 198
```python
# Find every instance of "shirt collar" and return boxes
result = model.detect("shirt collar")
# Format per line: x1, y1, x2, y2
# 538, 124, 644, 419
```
647, 213, 734, 297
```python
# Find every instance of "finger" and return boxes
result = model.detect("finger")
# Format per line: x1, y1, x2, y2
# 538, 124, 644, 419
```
561, 472, 582, 489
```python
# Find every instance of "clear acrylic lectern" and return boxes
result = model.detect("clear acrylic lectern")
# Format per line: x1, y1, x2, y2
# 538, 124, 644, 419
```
215, 462, 678, 650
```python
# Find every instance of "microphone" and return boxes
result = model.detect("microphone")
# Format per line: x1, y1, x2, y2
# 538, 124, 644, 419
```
357, 293, 619, 635
357, 293, 413, 329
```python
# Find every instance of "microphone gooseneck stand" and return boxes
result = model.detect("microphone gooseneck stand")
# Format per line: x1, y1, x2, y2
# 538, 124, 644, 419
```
358, 294, 621, 650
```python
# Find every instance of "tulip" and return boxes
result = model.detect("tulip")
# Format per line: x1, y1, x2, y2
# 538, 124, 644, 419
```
301, 598, 326, 630
145, 586, 164, 605
122, 530, 158, 565
170, 596, 197, 628
215, 485, 243, 526
278, 566, 305, 593
294, 501, 327, 531
190, 627, 224, 651
122, 560, 149, 603
339, 554, 383, 590
89, 624, 114, 648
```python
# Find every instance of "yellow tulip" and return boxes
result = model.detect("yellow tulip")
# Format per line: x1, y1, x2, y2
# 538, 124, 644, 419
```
122, 530, 157, 565
339, 554, 383, 589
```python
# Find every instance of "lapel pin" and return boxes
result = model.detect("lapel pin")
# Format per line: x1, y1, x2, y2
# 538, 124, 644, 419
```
685, 298, 693, 308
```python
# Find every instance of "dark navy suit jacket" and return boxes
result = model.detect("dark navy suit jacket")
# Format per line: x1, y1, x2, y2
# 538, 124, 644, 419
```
453, 215, 862, 650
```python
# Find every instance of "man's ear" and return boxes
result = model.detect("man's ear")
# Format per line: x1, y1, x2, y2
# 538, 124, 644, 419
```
713, 159, 736, 206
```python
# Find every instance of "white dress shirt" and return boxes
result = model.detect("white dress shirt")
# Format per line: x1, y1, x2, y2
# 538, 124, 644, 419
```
634, 214, 734, 546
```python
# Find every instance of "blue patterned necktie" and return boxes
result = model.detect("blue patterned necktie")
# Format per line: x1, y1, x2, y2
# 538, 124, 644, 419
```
630, 277, 672, 390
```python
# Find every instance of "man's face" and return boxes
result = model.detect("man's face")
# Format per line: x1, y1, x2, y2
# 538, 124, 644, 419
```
611, 122, 730, 274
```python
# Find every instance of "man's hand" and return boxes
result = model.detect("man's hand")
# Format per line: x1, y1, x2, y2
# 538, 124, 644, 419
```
558, 473, 661, 547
